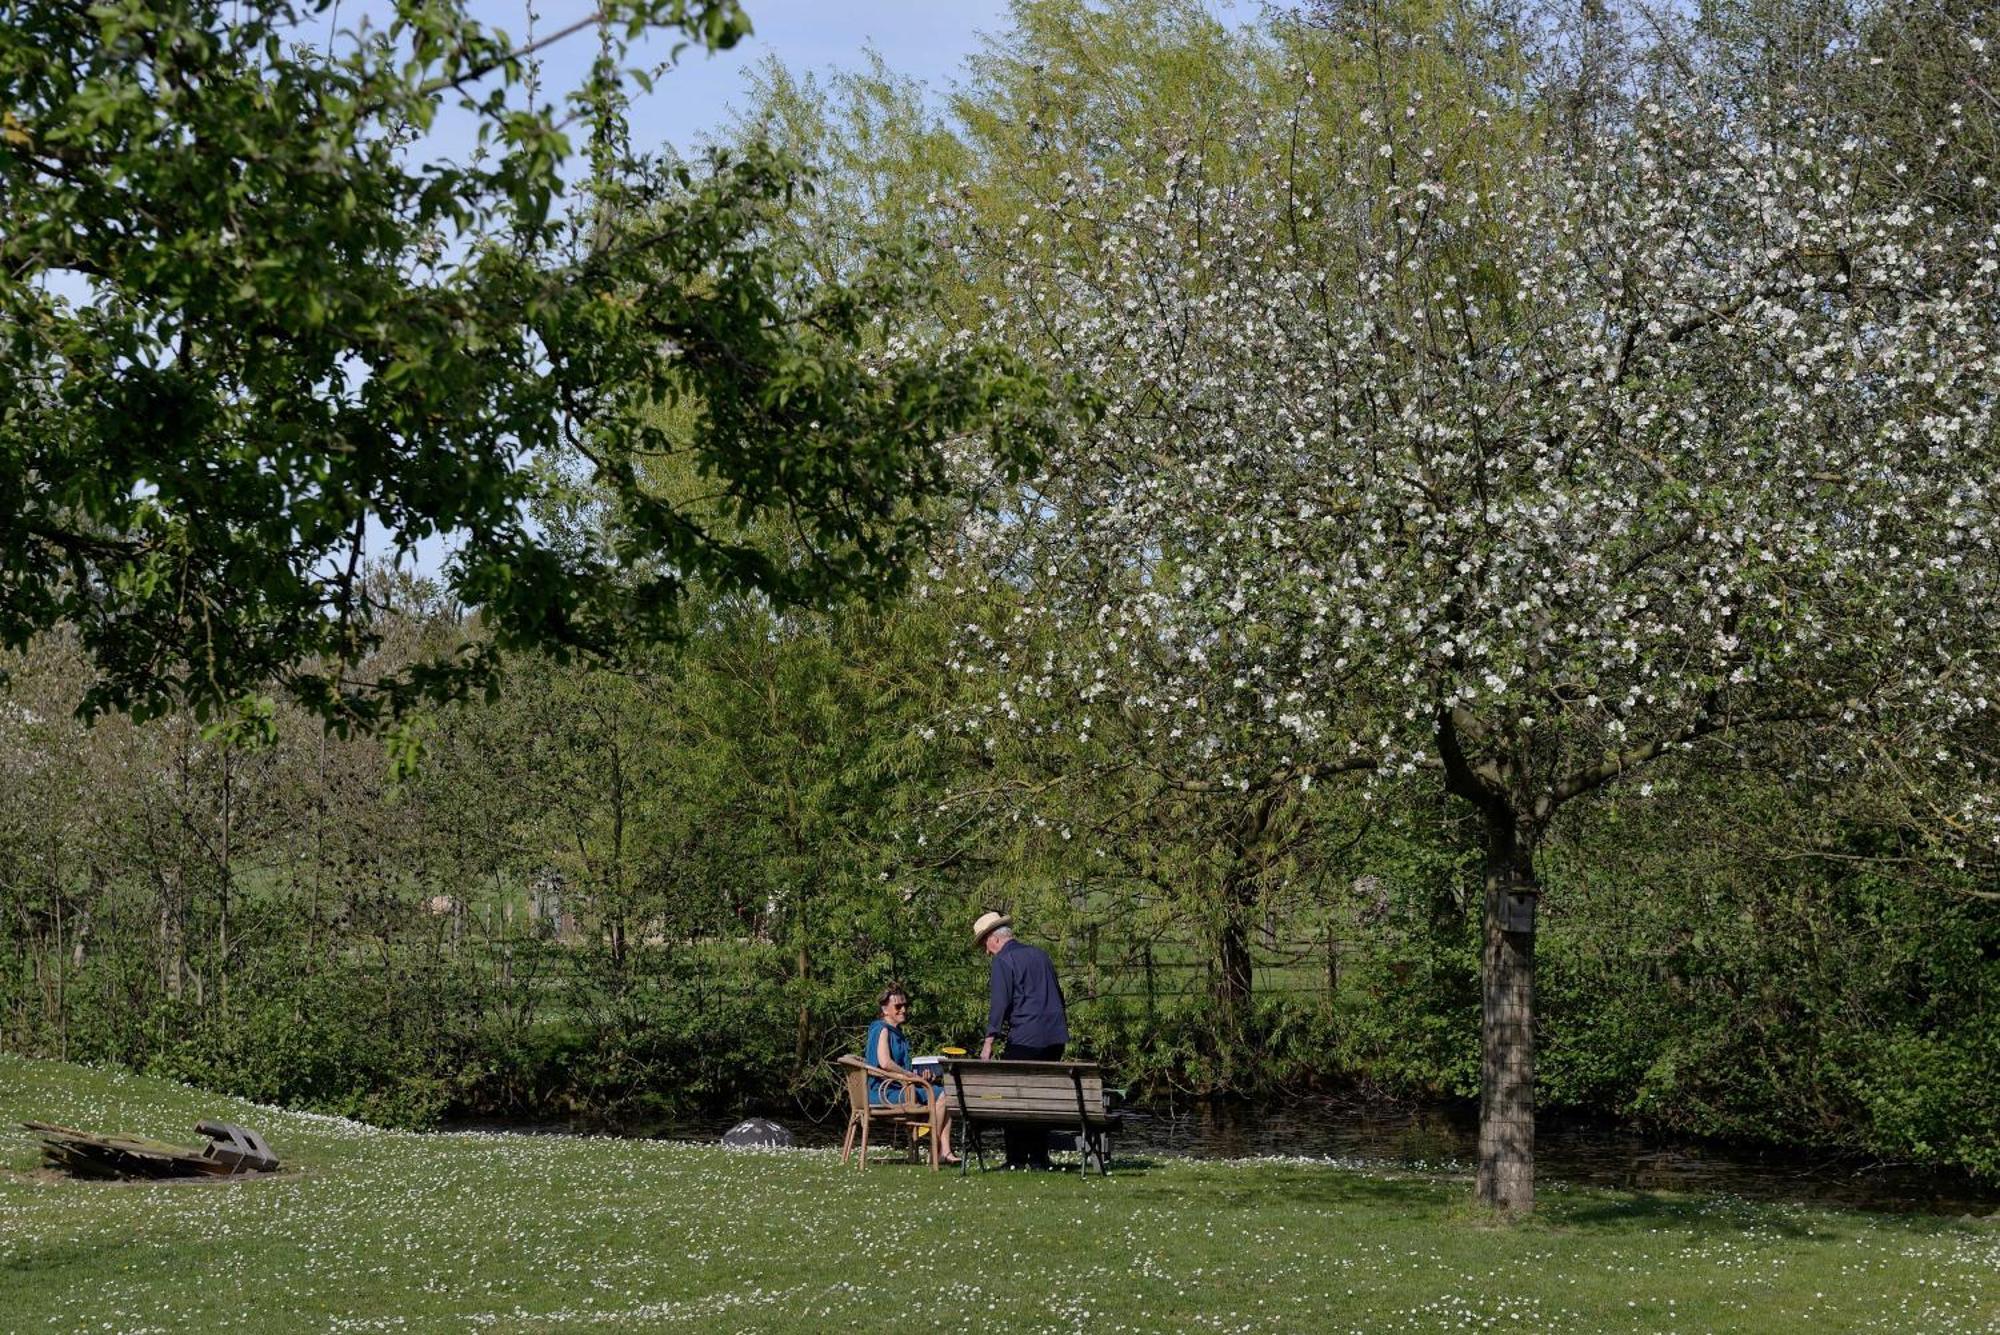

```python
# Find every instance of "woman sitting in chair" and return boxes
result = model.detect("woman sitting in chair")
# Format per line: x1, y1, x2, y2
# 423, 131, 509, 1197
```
865, 986, 957, 1165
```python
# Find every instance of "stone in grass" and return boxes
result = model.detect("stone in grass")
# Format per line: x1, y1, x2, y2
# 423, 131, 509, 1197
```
721, 1118, 795, 1149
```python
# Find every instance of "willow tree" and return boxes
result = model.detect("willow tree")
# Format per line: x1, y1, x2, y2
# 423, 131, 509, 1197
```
951, 2, 2000, 1211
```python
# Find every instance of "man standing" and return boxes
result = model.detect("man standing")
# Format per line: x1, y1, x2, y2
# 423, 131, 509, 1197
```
974, 910, 1070, 1169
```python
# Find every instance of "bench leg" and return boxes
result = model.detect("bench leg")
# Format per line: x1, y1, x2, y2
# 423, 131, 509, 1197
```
840, 1114, 858, 1166
858, 1116, 869, 1171
1070, 1069, 1093, 1177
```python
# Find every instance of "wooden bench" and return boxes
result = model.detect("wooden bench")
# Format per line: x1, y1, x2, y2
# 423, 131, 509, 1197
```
939, 1058, 1120, 1176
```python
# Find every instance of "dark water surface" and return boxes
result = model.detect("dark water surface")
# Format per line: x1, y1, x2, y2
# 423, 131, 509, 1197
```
447, 1094, 2000, 1217
1111, 1098, 2000, 1217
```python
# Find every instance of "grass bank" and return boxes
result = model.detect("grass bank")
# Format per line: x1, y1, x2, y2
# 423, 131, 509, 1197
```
1, 1055, 1994, 1332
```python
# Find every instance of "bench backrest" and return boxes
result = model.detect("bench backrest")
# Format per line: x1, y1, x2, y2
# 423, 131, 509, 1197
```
942, 1059, 1112, 1124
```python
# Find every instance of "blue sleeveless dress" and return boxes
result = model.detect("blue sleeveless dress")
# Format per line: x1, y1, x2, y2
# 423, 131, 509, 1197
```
864, 1019, 931, 1106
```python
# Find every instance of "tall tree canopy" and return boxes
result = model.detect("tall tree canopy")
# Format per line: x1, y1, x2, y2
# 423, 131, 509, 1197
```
0, 0, 1047, 731
950, 0, 2000, 1209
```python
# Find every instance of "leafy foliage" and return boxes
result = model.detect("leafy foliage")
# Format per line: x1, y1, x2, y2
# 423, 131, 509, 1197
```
0, 0, 1048, 731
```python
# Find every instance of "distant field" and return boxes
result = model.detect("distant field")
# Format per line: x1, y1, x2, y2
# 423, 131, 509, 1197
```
1, 1055, 1995, 1332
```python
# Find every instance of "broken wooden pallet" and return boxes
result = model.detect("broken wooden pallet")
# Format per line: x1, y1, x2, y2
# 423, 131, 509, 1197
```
24, 1119, 280, 1179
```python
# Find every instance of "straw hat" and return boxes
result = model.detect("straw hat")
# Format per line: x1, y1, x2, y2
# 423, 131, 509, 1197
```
971, 910, 1012, 945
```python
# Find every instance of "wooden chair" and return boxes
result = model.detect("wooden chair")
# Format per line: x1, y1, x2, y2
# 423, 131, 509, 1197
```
836, 1054, 944, 1171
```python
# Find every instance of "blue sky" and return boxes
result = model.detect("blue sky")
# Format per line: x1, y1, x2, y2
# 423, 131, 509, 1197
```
358, 1, 1023, 160
628, 1, 1020, 145
342, 2, 1259, 159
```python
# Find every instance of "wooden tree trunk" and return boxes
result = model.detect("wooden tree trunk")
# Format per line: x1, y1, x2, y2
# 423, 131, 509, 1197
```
158, 868, 184, 1002
1217, 911, 1254, 1037
793, 928, 813, 1074
609, 731, 627, 976
1143, 943, 1156, 1019
217, 748, 231, 1012
1476, 811, 1536, 1213
1216, 792, 1282, 1041
53, 891, 68, 1059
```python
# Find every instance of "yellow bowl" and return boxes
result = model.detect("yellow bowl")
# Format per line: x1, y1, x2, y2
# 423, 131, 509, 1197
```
940, 1046, 967, 1057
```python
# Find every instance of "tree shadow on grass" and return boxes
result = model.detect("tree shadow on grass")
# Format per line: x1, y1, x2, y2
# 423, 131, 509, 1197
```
951, 1157, 1441, 1196
1146, 1163, 1910, 1243
1545, 1189, 1841, 1240
1125, 1163, 1459, 1213
1103, 1155, 1158, 1174
947, 1153, 1160, 1177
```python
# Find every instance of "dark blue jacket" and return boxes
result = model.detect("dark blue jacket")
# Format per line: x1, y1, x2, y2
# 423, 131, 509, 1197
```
986, 938, 1069, 1049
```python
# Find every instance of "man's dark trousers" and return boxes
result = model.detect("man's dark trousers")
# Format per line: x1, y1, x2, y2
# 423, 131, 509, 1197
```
1001, 1041, 1066, 1167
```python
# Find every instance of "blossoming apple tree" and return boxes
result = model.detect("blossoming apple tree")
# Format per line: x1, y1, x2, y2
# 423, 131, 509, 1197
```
950, 20, 2000, 1210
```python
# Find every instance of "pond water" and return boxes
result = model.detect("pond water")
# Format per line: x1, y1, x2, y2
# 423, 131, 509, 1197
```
448, 1094, 2000, 1218
1110, 1098, 2000, 1217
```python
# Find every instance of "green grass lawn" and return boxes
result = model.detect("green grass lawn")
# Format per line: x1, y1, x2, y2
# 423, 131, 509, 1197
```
1, 1055, 1994, 1332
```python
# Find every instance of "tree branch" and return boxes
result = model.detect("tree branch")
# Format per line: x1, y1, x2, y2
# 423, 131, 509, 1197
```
415, 13, 607, 101
1436, 703, 1506, 805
